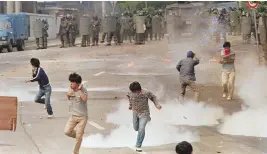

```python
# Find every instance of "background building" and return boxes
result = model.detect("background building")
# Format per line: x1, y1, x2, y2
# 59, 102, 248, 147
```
0, 1, 37, 14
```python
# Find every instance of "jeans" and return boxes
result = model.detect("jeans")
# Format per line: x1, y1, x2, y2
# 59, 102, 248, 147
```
34, 84, 53, 115
133, 112, 149, 148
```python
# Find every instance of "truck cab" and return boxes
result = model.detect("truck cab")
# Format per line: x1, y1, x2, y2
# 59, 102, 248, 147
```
0, 13, 28, 53
0, 16, 14, 52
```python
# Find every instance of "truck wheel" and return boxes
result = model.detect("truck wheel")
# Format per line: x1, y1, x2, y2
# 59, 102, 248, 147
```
7, 42, 13, 52
0, 48, 2, 53
17, 40, 25, 51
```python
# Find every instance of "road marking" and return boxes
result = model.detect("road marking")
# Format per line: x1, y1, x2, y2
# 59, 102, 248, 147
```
87, 121, 105, 130
93, 71, 105, 76
128, 147, 148, 154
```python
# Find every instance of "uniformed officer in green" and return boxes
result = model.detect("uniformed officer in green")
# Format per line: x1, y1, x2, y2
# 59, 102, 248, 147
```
92, 15, 100, 46
42, 19, 49, 49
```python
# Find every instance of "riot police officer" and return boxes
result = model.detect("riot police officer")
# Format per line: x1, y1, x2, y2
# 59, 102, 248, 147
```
67, 15, 77, 47
218, 10, 228, 43
34, 18, 43, 50
120, 11, 133, 43
92, 15, 100, 46
115, 14, 121, 45
135, 11, 146, 45
42, 19, 49, 49
152, 11, 161, 40
145, 12, 153, 41
100, 14, 108, 43
58, 16, 68, 48
80, 14, 91, 47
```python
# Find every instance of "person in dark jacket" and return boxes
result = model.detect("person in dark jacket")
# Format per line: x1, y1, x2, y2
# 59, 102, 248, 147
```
176, 51, 200, 102
25, 58, 53, 118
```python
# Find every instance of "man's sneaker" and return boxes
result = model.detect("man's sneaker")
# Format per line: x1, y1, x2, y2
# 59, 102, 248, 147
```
47, 114, 53, 119
136, 148, 142, 152
222, 93, 227, 98
227, 96, 232, 100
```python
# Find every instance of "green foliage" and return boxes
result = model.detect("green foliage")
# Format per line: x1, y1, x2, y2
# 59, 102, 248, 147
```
118, 1, 176, 12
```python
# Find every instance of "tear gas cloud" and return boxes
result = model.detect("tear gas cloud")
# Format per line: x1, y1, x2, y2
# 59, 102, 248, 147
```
82, 87, 225, 148
218, 66, 267, 137
0, 81, 34, 102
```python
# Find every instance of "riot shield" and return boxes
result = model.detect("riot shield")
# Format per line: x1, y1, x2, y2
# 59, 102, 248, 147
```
259, 17, 267, 45
241, 17, 251, 35
80, 16, 91, 35
152, 16, 161, 33
121, 16, 131, 30
103, 16, 116, 33
32, 20, 44, 38
166, 15, 175, 34
135, 16, 145, 33
230, 11, 239, 26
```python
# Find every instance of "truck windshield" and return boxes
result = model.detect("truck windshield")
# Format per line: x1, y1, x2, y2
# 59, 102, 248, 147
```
0, 20, 8, 30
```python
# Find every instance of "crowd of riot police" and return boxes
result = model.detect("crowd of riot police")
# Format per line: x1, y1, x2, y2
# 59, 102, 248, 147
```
198, 7, 262, 45
33, 6, 267, 50
55, 9, 166, 48
57, 14, 78, 48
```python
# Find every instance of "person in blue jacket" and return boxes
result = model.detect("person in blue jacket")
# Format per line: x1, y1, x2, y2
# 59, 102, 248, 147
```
25, 58, 53, 118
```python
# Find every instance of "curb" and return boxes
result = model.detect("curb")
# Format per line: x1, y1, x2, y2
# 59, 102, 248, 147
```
26, 40, 82, 49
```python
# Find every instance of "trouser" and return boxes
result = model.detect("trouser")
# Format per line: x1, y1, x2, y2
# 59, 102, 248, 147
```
69, 33, 76, 47
153, 31, 161, 40
36, 38, 43, 49
145, 27, 152, 41
222, 71, 235, 98
34, 84, 53, 115
92, 30, 99, 45
180, 80, 200, 102
64, 115, 88, 154
160, 27, 165, 38
132, 112, 149, 148
120, 29, 132, 43
135, 33, 145, 44
101, 32, 107, 42
242, 34, 251, 44
81, 35, 89, 47
252, 27, 261, 44
115, 30, 121, 44
60, 34, 67, 47
42, 36, 47, 49
231, 25, 238, 36
107, 32, 118, 45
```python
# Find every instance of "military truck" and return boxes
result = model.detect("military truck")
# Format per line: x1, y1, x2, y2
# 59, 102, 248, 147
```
165, 2, 205, 39
0, 13, 28, 53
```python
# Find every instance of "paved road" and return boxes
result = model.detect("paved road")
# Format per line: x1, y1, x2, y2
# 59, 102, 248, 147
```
0, 36, 266, 154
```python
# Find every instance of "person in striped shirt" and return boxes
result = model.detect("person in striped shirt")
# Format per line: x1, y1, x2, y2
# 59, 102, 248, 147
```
25, 58, 53, 118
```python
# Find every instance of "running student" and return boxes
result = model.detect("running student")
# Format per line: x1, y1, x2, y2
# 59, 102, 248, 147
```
220, 42, 235, 100
25, 58, 53, 118
65, 73, 88, 154
176, 51, 200, 102
127, 81, 162, 152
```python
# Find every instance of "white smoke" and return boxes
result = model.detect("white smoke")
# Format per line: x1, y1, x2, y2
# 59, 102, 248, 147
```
218, 66, 267, 137
0, 81, 35, 102
82, 96, 224, 148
